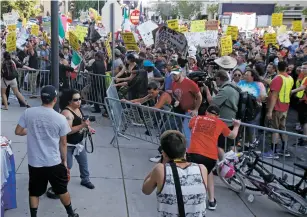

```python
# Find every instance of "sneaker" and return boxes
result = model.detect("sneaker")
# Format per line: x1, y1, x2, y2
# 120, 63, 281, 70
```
68, 213, 79, 217
261, 150, 279, 159
208, 199, 217, 210
81, 182, 95, 189
145, 130, 152, 136
295, 124, 302, 131
149, 155, 161, 163
277, 149, 291, 157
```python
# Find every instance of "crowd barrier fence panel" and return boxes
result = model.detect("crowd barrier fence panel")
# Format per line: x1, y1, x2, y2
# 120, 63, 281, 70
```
105, 97, 307, 187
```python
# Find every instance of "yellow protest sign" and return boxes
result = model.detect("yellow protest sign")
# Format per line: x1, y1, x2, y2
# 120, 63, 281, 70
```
121, 32, 137, 44
22, 18, 27, 27
226, 26, 238, 40
179, 26, 188, 33
125, 44, 139, 52
272, 13, 283, 27
264, 33, 277, 46
7, 24, 16, 32
220, 35, 232, 56
104, 38, 112, 59
74, 25, 88, 43
277, 25, 287, 35
69, 31, 80, 51
31, 24, 39, 36
43, 32, 51, 45
167, 19, 179, 31
6, 31, 17, 52
190, 20, 205, 32
292, 21, 303, 32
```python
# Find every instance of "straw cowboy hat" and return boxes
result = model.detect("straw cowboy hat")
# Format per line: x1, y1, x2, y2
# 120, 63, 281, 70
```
214, 56, 237, 69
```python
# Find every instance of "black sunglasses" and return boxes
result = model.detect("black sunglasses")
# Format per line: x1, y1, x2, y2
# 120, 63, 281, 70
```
233, 74, 242, 77
72, 98, 81, 102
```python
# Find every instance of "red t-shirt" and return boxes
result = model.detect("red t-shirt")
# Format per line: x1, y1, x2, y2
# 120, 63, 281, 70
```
188, 115, 231, 160
269, 73, 292, 112
172, 78, 200, 112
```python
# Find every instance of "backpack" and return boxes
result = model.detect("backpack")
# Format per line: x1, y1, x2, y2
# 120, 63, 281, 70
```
2, 60, 18, 80
224, 83, 260, 122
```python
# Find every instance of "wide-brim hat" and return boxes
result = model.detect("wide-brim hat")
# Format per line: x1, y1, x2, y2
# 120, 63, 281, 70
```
214, 56, 237, 69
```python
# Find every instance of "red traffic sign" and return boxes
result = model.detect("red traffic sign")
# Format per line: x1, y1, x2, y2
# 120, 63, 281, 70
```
130, 9, 140, 25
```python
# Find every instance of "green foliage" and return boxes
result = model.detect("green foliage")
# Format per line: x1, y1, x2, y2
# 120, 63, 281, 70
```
207, 3, 219, 15
72, 0, 105, 18
0, 0, 41, 19
274, 5, 288, 13
303, 8, 307, 16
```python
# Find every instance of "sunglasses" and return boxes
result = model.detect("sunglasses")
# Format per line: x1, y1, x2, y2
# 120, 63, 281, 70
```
233, 74, 242, 77
72, 98, 81, 102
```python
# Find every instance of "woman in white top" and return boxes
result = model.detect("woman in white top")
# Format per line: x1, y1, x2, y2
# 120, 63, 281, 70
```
142, 130, 208, 217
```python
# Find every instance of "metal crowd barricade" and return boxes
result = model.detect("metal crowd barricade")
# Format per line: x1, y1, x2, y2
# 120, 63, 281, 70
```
69, 71, 112, 106
105, 97, 307, 187
17, 69, 51, 97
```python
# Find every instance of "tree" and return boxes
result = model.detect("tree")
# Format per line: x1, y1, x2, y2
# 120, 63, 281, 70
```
152, 2, 178, 20
274, 5, 288, 13
303, 8, 307, 16
0, 0, 41, 19
176, 1, 203, 20
72, 0, 105, 18
207, 3, 219, 17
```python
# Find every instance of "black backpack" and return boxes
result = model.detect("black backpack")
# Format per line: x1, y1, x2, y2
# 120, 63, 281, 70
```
224, 83, 260, 122
2, 60, 18, 80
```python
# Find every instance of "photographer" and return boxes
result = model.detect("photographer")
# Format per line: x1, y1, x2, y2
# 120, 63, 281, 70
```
60, 89, 95, 190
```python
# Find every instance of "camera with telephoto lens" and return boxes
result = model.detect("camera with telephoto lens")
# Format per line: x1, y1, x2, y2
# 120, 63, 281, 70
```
205, 57, 219, 71
187, 71, 215, 92
82, 115, 96, 122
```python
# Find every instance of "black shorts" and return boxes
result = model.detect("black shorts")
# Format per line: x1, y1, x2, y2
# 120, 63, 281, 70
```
298, 101, 307, 125
218, 126, 235, 151
187, 153, 217, 174
28, 163, 68, 197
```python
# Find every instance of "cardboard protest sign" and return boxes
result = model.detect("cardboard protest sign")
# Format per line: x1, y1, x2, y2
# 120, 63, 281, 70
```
104, 37, 112, 59
74, 25, 88, 43
292, 21, 302, 32
43, 32, 51, 45
184, 31, 218, 47
137, 20, 158, 47
220, 35, 232, 56
205, 20, 219, 30
271, 13, 283, 27
167, 19, 179, 32
190, 20, 205, 32
69, 31, 80, 51
6, 31, 17, 52
2, 11, 19, 26
231, 13, 256, 31
31, 25, 39, 36
264, 33, 277, 46
277, 34, 292, 47
226, 26, 238, 40
7, 25, 16, 32
153, 26, 188, 52
121, 32, 139, 51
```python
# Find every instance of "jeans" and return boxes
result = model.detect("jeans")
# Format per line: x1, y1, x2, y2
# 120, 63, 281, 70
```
67, 145, 90, 184
40, 70, 50, 87
28, 72, 38, 95
246, 112, 261, 144
183, 112, 191, 149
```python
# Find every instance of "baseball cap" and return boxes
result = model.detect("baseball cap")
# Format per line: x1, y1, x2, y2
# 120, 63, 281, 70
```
206, 105, 220, 116
41, 85, 57, 104
143, 60, 155, 67
170, 68, 181, 75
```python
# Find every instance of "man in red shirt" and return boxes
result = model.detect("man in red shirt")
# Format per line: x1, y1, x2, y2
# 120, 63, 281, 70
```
265, 61, 294, 159
171, 69, 202, 148
188, 105, 241, 210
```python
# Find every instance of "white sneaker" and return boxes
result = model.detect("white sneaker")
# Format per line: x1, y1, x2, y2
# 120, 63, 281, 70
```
149, 155, 161, 163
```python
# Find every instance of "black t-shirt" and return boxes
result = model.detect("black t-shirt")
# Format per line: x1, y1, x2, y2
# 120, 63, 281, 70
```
127, 65, 148, 100
28, 50, 38, 69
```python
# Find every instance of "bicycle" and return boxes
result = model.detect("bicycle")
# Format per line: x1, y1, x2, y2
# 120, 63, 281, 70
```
238, 150, 307, 216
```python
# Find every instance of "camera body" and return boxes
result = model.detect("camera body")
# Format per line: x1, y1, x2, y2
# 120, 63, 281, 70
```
82, 115, 96, 122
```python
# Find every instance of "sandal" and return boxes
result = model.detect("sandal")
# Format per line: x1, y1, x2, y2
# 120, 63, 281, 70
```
1, 107, 8, 110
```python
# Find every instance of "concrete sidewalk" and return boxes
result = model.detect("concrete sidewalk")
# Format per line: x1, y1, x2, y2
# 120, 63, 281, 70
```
1, 100, 296, 217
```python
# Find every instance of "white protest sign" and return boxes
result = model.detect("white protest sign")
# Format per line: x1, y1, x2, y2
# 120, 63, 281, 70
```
137, 20, 158, 47
2, 11, 19, 26
231, 13, 256, 31
154, 26, 188, 52
101, 1, 123, 33
277, 34, 292, 47
184, 31, 218, 47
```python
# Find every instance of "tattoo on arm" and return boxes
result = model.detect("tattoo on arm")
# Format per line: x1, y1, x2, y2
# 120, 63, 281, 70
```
66, 116, 72, 120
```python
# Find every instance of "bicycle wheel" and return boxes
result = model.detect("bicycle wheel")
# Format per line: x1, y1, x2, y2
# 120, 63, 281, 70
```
270, 188, 307, 217
238, 169, 261, 192
217, 168, 246, 193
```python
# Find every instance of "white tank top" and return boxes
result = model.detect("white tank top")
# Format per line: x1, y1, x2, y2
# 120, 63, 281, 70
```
157, 163, 207, 217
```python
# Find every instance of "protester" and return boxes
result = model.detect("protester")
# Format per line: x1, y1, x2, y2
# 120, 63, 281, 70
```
15, 85, 79, 217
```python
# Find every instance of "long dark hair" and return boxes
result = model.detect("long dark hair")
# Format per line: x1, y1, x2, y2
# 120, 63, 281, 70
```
245, 68, 261, 82
59, 89, 80, 110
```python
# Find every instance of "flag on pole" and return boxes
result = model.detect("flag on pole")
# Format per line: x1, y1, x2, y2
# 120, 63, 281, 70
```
122, 7, 131, 32
139, 0, 143, 23
58, 15, 65, 43
71, 51, 81, 70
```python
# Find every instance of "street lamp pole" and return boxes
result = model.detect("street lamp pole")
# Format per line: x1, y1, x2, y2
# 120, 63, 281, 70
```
51, 0, 59, 111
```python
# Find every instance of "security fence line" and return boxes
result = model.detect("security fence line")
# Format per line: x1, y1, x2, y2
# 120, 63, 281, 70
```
104, 96, 307, 187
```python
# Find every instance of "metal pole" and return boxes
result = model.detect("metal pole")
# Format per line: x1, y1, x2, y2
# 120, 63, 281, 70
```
51, 0, 59, 112
98, 0, 100, 15
110, 3, 115, 75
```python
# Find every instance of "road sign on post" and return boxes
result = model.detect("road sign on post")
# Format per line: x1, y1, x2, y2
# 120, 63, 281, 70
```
130, 9, 140, 25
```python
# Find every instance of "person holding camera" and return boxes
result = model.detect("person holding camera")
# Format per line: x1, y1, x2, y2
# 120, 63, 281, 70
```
60, 89, 95, 189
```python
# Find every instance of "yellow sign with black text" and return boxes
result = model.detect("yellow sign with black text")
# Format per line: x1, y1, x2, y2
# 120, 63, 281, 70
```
31, 24, 39, 36
264, 33, 277, 46
7, 25, 16, 32
226, 26, 238, 40
271, 13, 283, 27
191, 20, 205, 32
69, 31, 80, 51
6, 31, 17, 52
292, 21, 302, 32
74, 25, 88, 43
167, 19, 179, 32
220, 35, 232, 56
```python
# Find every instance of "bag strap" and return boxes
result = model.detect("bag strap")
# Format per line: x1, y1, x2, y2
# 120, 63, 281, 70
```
169, 161, 186, 217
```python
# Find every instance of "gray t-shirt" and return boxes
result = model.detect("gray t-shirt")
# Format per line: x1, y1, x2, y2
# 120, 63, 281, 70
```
18, 106, 71, 167
113, 58, 123, 69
